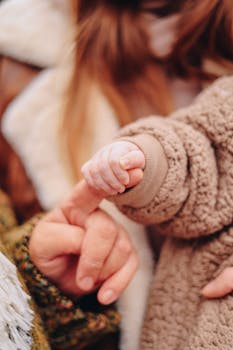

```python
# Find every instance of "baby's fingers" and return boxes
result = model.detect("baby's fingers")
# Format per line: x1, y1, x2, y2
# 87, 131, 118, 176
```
202, 267, 233, 298
83, 159, 116, 196
108, 143, 138, 185
98, 148, 126, 193
97, 253, 139, 305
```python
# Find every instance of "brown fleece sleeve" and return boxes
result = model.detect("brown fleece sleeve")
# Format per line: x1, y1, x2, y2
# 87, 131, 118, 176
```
111, 76, 233, 239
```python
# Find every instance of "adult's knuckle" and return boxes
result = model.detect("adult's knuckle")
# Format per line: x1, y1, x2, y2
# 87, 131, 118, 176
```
82, 256, 103, 270
98, 228, 113, 242
100, 221, 118, 239
69, 232, 82, 253
116, 239, 132, 256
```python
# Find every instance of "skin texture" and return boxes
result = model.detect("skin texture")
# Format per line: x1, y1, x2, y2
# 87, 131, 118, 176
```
29, 180, 139, 305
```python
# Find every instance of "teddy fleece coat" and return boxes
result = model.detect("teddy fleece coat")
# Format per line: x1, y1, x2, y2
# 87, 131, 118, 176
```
112, 76, 233, 349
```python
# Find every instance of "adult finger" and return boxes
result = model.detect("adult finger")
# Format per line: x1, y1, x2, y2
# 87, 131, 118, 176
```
45, 180, 105, 227
29, 221, 84, 264
29, 221, 85, 287
201, 267, 233, 298
76, 210, 118, 292
98, 227, 133, 281
97, 253, 139, 305
30, 224, 89, 296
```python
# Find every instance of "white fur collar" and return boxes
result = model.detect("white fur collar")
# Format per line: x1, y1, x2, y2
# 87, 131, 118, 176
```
1, 63, 119, 210
0, 0, 76, 209
0, 0, 118, 209
0, 0, 76, 67
2, 66, 74, 209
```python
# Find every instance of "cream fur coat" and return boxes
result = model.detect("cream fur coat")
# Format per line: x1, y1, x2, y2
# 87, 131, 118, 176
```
0, 1, 154, 350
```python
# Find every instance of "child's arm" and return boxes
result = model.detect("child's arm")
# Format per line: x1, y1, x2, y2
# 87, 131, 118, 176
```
29, 180, 139, 305
82, 76, 233, 300
84, 76, 233, 240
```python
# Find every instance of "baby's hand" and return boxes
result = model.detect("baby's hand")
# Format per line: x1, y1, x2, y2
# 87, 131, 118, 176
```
81, 141, 145, 196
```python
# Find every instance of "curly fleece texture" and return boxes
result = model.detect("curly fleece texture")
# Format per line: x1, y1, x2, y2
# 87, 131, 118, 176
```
113, 76, 233, 349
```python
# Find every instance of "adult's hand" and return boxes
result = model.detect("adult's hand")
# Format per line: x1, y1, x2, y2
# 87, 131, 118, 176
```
29, 180, 139, 304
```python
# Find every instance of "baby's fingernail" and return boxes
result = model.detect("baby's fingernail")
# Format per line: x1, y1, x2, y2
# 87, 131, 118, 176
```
123, 176, 130, 185
100, 289, 116, 304
120, 157, 130, 170
78, 277, 94, 291
119, 186, 126, 193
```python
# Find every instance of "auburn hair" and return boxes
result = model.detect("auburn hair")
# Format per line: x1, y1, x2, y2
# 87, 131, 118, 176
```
63, 0, 233, 179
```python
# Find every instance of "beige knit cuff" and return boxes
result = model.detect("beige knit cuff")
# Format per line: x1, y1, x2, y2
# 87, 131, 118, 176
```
110, 134, 168, 208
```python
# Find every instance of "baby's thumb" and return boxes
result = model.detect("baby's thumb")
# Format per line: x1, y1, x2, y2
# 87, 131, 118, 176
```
127, 168, 144, 188
120, 150, 145, 171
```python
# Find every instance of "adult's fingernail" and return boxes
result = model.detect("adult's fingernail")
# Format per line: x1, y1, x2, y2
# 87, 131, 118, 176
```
78, 277, 94, 291
100, 289, 116, 304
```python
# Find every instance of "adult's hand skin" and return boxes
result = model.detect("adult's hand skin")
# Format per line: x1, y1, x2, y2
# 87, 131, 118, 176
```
29, 180, 139, 305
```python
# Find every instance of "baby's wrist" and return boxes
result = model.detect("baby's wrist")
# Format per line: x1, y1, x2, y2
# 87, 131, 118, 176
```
112, 134, 168, 208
